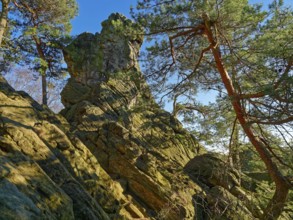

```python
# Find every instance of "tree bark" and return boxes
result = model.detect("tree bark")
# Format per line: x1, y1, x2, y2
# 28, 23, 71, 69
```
33, 35, 48, 105
0, 0, 9, 47
262, 185, 290, 220
41, 72, 47, 105
203, 15, 291, 220
228, 119, 241, 172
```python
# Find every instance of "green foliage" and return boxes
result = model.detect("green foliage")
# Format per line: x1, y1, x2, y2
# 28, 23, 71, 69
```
239, 144, 293, 219
133, 0, 292, 124
1, 0, 78, 104
101, 13, 144, 43
133, 1, 293, 218
133, 0, 293, 155
10, 0, 78, 71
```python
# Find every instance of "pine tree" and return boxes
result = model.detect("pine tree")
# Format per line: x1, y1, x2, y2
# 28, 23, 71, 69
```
132, 0, 293, 219
0, 0, 78, 105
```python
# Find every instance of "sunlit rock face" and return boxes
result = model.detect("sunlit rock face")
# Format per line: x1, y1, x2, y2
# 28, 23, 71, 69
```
0, 75, 111, 220
61, 13, 205, 219
63, 13, 143, 85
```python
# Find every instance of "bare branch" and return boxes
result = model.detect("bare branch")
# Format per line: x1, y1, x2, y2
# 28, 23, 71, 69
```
250, 116, 293, 125
258, 127, 293, 170
168, 25, 205, 63
159, 44, 213, 102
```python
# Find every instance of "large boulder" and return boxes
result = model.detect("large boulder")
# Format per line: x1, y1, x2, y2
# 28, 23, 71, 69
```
184, 153, 263, 219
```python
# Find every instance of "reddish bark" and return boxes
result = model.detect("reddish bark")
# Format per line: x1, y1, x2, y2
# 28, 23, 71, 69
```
202, 15, 291, 219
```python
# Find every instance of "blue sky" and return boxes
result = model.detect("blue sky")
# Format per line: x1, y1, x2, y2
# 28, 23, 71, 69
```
72, 0, 293, 35
71, 0, 137, 35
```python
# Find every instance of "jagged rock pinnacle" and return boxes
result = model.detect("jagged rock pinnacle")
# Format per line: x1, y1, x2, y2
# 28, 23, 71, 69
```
63, 13, 143, 85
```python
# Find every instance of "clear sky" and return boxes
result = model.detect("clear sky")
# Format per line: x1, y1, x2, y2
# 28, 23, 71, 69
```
71, 0, 137, 35
71, 0, 293, 35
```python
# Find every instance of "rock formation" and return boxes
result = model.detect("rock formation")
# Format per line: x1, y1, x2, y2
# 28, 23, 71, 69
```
1, 13, 290, 220
63, 13, 143, 85
0, 75, 110, 219
61, 13, 204, 219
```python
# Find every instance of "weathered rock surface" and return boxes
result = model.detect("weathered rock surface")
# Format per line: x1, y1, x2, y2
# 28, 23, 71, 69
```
185, 153, 263, 219
0, 75, 146, 219
61, 13, 205, 220
0, 13, 278, 220
0, 75, 103, 219
63, 13, 143, 85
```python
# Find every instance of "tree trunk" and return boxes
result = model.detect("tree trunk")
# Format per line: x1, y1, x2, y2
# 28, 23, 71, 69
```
262, 185, 290, 220
229, 121, 241, 171
0, 0, 9, 47
203, 15, 291, 219
41, 72, 47, 105
33, 35, 48, 105
214, 46, 290, 220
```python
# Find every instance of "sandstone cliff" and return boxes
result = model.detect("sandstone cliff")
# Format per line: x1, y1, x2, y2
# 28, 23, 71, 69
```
0, 13, 275, 220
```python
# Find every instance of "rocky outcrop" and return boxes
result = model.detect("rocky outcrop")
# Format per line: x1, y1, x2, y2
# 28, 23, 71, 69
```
63, 13, 143, 85
61, 13, 205, 220
185, 154, 263, 219
0, 75, 106, 219
0, 13, 280, 220
0, 75, 147, 219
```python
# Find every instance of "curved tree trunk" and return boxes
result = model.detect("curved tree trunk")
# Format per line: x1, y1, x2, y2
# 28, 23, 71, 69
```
203, 15, 291, 220
0, 0, 9, 47
262, 185, 290, 220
